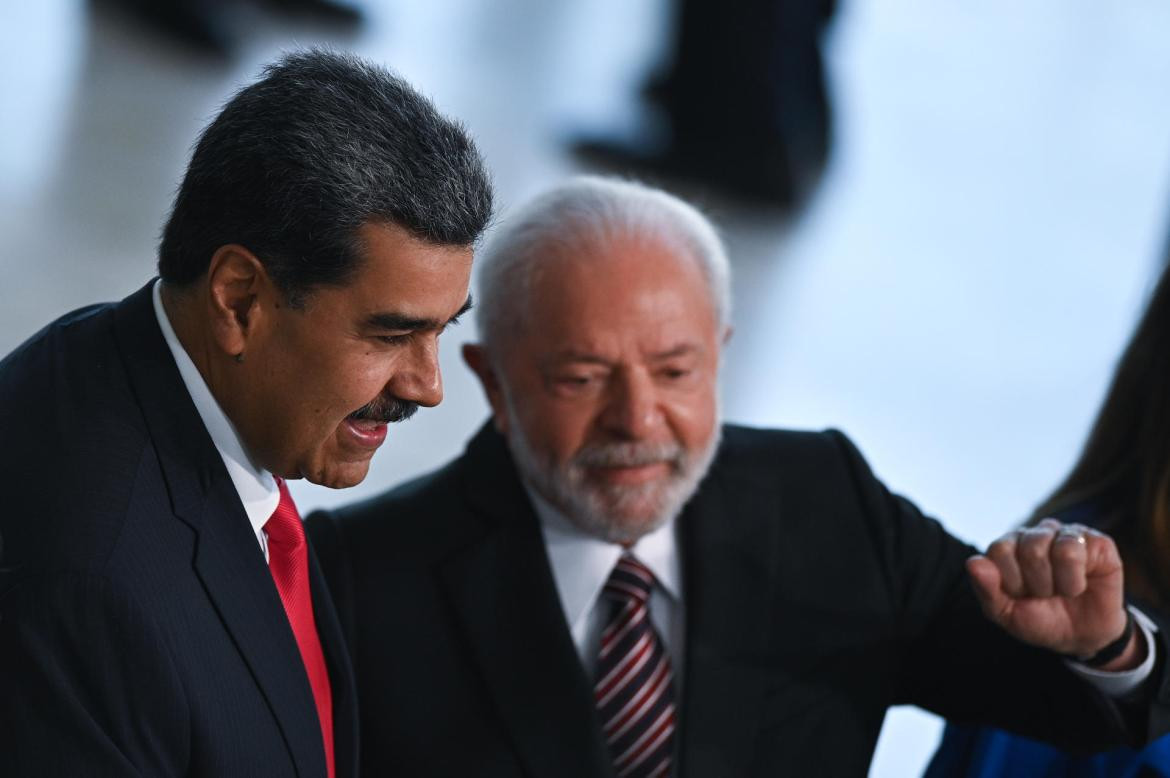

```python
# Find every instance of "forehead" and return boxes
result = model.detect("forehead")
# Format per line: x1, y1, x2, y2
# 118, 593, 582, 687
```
523, 236, 718, 354
341, 221, 473, 312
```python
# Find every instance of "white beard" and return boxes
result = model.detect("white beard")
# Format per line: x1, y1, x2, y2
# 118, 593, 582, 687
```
501, 399, 721, 545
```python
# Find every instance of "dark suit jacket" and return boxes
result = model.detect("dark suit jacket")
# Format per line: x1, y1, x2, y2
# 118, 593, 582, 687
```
307, 422, 1170, 777
0, 282, 358, 777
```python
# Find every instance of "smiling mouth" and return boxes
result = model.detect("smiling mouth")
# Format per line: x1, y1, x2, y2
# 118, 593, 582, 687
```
588, 461, 673, 485
343, 418, 389, 450
338, 396, 419, 453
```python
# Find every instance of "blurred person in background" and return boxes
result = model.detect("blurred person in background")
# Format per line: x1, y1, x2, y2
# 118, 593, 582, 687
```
576, 0, 837, 210
0, 49, 491, 777
927, 247, 1170, 777
92, 0, 363, 58
308, 176, 1169, 777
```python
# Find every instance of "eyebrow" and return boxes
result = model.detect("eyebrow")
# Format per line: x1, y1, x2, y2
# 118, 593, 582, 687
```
548, 352, 611, 367
649, 344, 699, 361
364, 295, 473, 332
548, 343, 700, 366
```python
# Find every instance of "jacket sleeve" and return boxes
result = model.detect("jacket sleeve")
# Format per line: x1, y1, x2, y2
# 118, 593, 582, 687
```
0, 572, 189, 775
825, 428, 1164, 752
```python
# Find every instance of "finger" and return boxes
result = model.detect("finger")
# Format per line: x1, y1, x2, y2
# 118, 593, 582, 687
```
1083, 528, 1123, 580
966, 555, 1012, 623
1016, 526, 1057, 598
1050, 525, 1088, 597
985, 531, 1024, 597
1080, 528, 1128, 648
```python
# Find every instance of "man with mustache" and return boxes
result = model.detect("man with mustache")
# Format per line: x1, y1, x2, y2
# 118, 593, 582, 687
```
0, 50, 491, 777
307, 177, 1168, 777
350, 395, 420, 428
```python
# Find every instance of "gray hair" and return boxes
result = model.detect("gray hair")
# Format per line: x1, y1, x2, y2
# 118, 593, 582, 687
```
474, 176, 731, 351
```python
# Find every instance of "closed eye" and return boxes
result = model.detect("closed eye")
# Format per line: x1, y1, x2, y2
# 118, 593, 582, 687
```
549, 372, 606, 394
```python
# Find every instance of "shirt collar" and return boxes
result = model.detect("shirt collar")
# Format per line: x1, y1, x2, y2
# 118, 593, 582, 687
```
527, 484, 683, 635
151, 280, 279, 537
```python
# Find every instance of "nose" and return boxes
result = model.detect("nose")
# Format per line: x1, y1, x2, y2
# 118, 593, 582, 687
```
391, 336, 444, 408
599, 367, 663, 440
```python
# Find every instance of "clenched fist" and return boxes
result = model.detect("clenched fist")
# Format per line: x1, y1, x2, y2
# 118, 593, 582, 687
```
966, 518, 1142, 669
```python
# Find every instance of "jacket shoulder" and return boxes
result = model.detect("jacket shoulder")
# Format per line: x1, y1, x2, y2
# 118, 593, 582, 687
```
0, 301, 142, 431
713, 424, 855, 482
308, 456, 471, 556
0, 302, 155, 578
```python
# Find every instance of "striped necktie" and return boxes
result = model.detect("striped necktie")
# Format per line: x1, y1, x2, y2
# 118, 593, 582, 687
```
594, 553, 677, 778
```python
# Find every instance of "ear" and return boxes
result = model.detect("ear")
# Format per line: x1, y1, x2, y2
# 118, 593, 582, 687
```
462, 343, 510, 435
205, 244, 270, 358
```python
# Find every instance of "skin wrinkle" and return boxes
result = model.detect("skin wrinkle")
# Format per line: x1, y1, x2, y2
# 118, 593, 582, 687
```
467, 232, 728, 545
474, 179, 730, 363
166, 221, 473, 489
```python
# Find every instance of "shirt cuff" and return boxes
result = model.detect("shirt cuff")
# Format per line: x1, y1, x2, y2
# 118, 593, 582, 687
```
1065, 606, 1159, 697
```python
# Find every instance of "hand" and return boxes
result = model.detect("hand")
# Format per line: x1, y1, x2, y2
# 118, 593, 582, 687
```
966, 519, 1131, 661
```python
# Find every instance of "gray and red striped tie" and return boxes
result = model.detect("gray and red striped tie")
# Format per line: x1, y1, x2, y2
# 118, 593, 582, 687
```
594, 553, 677, 778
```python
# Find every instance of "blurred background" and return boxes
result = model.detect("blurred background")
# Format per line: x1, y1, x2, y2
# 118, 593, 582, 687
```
3, 1, 1170, 773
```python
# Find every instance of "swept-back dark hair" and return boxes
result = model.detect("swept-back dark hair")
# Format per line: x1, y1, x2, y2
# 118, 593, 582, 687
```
1029, 246, 1170, 610
158, 49, 493, 303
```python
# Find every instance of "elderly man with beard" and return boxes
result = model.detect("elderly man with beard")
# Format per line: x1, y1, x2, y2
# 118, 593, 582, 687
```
306, 176, 1170, 778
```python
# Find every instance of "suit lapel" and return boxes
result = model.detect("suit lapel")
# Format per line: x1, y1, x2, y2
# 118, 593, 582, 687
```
113, 282, 328, 778
193, 483, 330, 777
438, 426, 613, 778
676, 460, 778, 777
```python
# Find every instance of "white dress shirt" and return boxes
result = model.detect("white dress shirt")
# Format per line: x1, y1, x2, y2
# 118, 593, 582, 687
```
1067, 607, 1157, 696
528, 481, 1156, 700
529, 487, 685, 685
152, 280, 279, 560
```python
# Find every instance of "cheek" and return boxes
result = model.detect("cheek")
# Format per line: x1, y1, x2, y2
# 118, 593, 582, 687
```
666, 391, 719, 448
326, 354, 395, 407
518, 399, 596, 463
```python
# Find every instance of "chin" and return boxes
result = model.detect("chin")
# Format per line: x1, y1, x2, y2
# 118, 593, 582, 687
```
610, 501, 670, 528
305, 458, 373, 490
594, 512, 671, 546
566, 491, 674, 545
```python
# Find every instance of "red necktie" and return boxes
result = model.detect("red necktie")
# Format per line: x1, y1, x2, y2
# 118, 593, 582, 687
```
595, 554, 677, 778
266, 479, 335, 778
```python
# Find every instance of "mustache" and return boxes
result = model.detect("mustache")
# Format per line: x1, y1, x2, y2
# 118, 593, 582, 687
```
573, 441, 684, 469
347, 395, 419, 424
